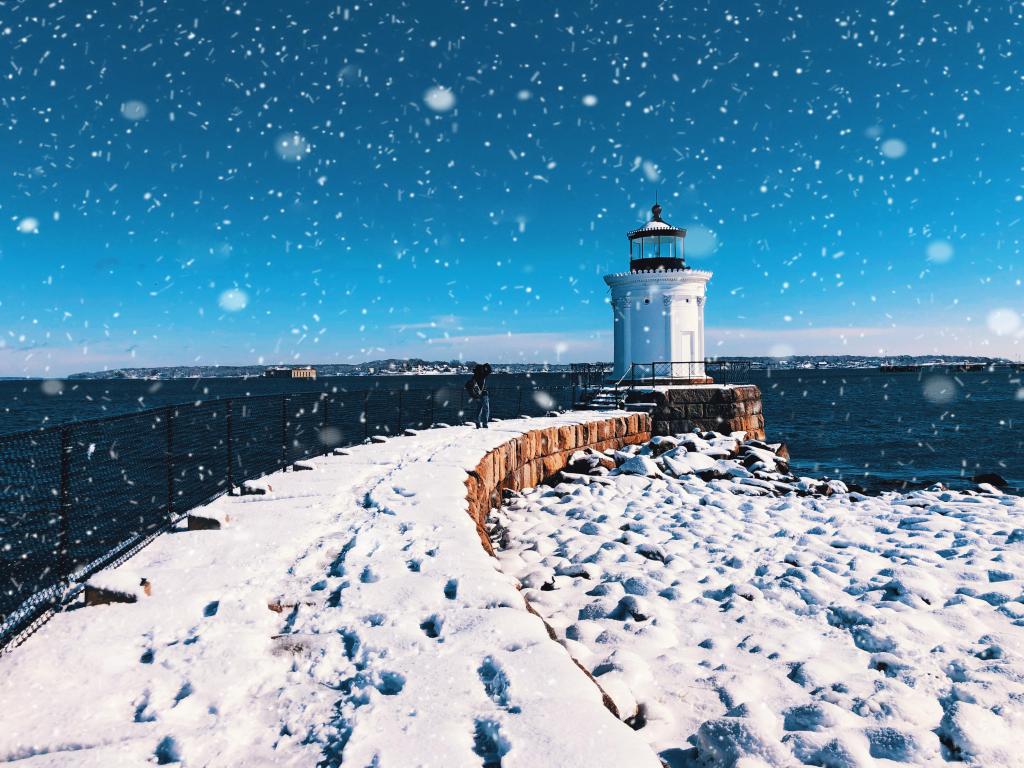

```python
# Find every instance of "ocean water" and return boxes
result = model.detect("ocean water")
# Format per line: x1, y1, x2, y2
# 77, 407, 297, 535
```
740, 368, 1022, 492
1, 369, 1021, 491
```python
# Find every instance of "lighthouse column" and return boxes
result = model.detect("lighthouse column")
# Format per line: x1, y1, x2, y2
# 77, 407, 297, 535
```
620, 296, 633, 378
612, 297, 627, 378
696, 296, 706, 378
662, 295, 674, 378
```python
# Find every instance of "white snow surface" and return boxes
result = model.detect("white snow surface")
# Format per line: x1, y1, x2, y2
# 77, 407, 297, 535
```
495, 434, 1024, 767
0, 413, 660, 768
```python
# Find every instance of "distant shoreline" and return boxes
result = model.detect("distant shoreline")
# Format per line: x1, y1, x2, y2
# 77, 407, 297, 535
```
64, 355, 1020, 380
0, 354, 1017, 381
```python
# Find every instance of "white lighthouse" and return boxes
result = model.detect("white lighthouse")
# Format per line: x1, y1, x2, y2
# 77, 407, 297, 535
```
604, 203, 712, 383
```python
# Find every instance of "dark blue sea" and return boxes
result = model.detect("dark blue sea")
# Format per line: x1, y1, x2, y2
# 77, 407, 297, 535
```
0, 369, 1021, 492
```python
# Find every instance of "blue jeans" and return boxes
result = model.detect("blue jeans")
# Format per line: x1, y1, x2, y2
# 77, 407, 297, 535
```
475, 394, 490, 428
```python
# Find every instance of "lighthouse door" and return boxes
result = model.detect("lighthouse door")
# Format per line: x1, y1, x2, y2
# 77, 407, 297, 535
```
676, 331, 695, 378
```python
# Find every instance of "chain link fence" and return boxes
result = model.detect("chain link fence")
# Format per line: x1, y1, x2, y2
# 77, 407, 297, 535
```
0, 384, 577, 651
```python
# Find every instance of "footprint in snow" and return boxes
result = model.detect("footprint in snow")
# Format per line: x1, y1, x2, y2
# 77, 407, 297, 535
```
478, 657, 519, 713
472, 718, 511, 768
420, 614, 443, 640
154, 735, 182, 765
173, 681, 194, 706
133, 690, 156, 723
376, 671, 405, 695
444, 578, 459, 600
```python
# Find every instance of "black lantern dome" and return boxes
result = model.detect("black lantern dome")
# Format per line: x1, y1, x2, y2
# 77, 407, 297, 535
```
627, 203, 686, 271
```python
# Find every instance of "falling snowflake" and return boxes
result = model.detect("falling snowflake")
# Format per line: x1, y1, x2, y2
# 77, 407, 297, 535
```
881, 138, 907, 158
922, 375, 957, 405
120, 100, 148, 120
423, 86, 456, 113
986, 308, 1020, 336
218, 288, 249, 312
926, 241, 954, 264
275, 133, 310, 162
685, 225, 719, 257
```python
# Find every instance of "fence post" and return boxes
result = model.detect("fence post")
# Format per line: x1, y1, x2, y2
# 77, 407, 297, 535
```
226, 399, 234, 492
363, 391, 370, 440
324, 394, 333, 454
165, 407, 174, 518
58, 425, 72, 580
281, 395, 288, 468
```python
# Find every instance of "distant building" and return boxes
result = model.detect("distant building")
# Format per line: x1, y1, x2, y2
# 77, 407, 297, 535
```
265, 366, 317, 379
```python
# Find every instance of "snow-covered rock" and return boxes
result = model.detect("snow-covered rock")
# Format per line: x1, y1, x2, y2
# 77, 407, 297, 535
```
495, 428, 1024, 766
614, 455, 661, 477
84, 569, 152, 605
648, 435, 680, 455
187, 506, 231, 530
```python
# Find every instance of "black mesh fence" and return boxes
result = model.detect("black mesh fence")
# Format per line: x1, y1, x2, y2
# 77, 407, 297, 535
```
0, 384, 577, 649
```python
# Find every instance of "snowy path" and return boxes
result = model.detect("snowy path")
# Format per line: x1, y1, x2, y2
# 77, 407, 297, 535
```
496, 433, 1024, 767
0, 415, 659, 768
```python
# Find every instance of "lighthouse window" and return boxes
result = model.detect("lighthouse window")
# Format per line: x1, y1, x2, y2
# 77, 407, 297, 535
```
644, 298, 651, 304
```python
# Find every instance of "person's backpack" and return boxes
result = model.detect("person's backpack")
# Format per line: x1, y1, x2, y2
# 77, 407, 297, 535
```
465, 378, 482, 399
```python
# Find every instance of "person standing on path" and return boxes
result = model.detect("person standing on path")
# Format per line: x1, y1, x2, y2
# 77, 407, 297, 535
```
466, 363, 492, 428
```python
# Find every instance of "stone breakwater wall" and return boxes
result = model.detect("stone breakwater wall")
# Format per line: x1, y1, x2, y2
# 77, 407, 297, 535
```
631, 384, 765, 440
465, 413, 652, 555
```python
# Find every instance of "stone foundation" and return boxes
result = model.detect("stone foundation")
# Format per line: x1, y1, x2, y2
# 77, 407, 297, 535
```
464, 413, 652, 555
629, 385, 765, 440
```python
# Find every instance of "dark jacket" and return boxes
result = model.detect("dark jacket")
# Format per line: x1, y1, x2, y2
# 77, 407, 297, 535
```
465, 363, 492, 399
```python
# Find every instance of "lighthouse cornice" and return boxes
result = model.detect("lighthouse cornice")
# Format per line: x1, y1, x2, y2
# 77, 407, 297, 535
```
603, 268, 712, 287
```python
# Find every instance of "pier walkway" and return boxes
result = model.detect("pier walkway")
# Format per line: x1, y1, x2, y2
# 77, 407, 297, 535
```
0, 413, 659, 768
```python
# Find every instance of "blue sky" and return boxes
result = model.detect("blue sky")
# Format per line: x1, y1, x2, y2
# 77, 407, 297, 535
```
2, 0, 1023, 376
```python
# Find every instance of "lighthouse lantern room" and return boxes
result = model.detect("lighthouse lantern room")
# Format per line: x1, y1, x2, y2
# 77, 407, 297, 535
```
604, 203, 713, 383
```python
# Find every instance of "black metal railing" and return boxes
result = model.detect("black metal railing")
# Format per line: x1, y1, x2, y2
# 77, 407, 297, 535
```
569, 363, 613, 389
0, 385, 576, 650
624, 360, 753, 388
633, 361, 703, 385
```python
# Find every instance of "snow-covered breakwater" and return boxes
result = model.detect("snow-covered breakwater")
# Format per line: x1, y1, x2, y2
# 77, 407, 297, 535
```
0, 413, 661, 767
494, 430, 1024, 767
